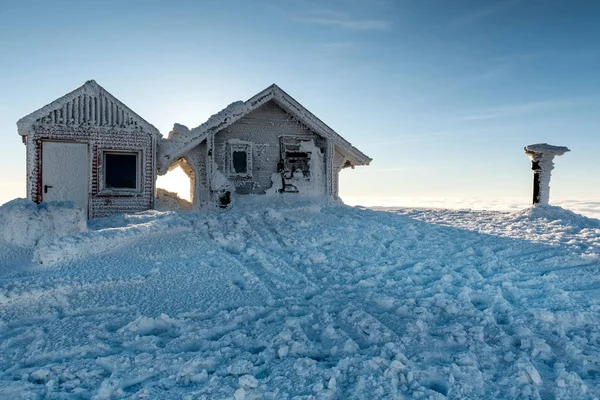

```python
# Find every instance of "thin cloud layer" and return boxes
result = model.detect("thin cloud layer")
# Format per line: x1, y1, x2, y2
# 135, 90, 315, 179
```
296, 10, 390, 31
343, 195, 600, 220
457, 96, 600, 121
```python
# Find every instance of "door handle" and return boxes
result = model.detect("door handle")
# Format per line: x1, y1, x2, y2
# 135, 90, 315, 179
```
44, 185, 53, 193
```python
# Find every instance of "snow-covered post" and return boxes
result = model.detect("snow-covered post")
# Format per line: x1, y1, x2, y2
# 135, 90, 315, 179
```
524, 143, 570, 206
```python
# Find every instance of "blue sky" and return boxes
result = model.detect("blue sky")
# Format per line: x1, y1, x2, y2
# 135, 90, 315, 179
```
1, 0, 599, 206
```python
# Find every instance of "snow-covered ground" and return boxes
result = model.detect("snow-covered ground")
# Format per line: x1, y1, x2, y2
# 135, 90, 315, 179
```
1, 201, 599, 399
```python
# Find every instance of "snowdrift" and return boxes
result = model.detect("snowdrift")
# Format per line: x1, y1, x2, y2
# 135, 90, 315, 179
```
0, 198, 86, 247
1, 203, 599, 399
514, 204, 600, 229
155, 188, 193, 212
34, 211, 194, 265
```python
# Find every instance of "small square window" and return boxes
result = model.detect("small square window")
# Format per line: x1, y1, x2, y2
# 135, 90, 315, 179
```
227, 141, 252, 178
104, 152, 139, 190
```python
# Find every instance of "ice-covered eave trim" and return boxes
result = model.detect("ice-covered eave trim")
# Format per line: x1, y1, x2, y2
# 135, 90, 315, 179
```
157, 101, 250, 174
16, 80, 162, 139
334, 145, 369, 169
159, 84, 371, 173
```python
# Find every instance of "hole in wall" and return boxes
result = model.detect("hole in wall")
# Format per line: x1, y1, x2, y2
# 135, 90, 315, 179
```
156, 159, 194, 212
157, 165, 192, 201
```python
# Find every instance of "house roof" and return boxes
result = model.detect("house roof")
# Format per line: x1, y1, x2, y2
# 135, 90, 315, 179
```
158, 84, 372, 174
17, 80, 161, 138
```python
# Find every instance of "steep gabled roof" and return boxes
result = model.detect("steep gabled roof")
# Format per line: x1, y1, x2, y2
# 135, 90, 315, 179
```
158, 84, 371, 174
17, 80, 161, 138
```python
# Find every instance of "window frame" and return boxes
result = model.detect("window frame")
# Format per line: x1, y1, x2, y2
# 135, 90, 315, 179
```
99, 149, 143, 194
227, 140, 253, 178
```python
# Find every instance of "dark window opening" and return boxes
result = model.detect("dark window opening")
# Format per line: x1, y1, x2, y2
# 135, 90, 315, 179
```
232, 151, 247, 174
284, 151, 310, 178
105, 153, 138, 189
285, 151, 308, 159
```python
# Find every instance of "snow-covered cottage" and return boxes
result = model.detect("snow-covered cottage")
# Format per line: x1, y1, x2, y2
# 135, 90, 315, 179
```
158, 84, 371, 209
17, 80, 161, 219
17, 81, 370, 217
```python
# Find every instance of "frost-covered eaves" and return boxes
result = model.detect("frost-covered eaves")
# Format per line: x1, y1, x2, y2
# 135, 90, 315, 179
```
158, 84, 372, 174
157, 101, 250, 174
17, 80, 161, 139
525, 143, 570, 156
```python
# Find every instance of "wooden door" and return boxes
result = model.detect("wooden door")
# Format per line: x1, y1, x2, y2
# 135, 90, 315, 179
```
42, 141, 88, 215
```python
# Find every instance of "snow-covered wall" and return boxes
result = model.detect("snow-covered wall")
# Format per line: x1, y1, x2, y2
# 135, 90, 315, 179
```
212, 101, 324, 195
26, 125, 156, 219
159, 84, 371, 208
19, 81, 159, 219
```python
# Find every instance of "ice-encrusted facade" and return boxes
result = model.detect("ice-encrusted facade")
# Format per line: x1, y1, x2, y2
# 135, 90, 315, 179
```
17, 80, 161, 219
159, 84, 371, 209
17, 81, 370, 218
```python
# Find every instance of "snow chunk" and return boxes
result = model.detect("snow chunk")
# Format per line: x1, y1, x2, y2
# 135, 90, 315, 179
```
120, 314, 181, 336
0, 198, 86, 247
265, 173, 284, 195
520, 363, 543, 385
238, 374, 258, 388
234, 388, 246, 400
227, 360, 253, 376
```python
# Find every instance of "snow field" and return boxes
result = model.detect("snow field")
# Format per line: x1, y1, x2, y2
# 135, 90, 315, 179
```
0, 203, 599, 399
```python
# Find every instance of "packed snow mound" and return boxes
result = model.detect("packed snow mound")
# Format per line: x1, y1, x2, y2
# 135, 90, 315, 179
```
0, 198, 86, 247
513, 205, 600, 229
155, 188, 193, 212
34, 211, 191, 265
1, 203, 600, 399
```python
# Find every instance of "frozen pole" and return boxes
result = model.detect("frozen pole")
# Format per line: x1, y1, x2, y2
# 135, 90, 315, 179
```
524, 143, 570, 206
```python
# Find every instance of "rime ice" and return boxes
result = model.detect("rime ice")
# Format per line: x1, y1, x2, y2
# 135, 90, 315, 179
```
158, 84, 371, 209
524, 143, 570, 206
17, 80, 161, 219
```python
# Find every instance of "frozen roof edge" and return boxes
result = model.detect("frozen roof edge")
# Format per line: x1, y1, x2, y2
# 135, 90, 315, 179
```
158, 84, 372, 174
525, 143, 570, 156
259, 84, 372, 165
17, 80, 161, 138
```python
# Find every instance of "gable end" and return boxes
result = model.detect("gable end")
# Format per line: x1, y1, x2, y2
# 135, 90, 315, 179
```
17, 80, 161, 138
